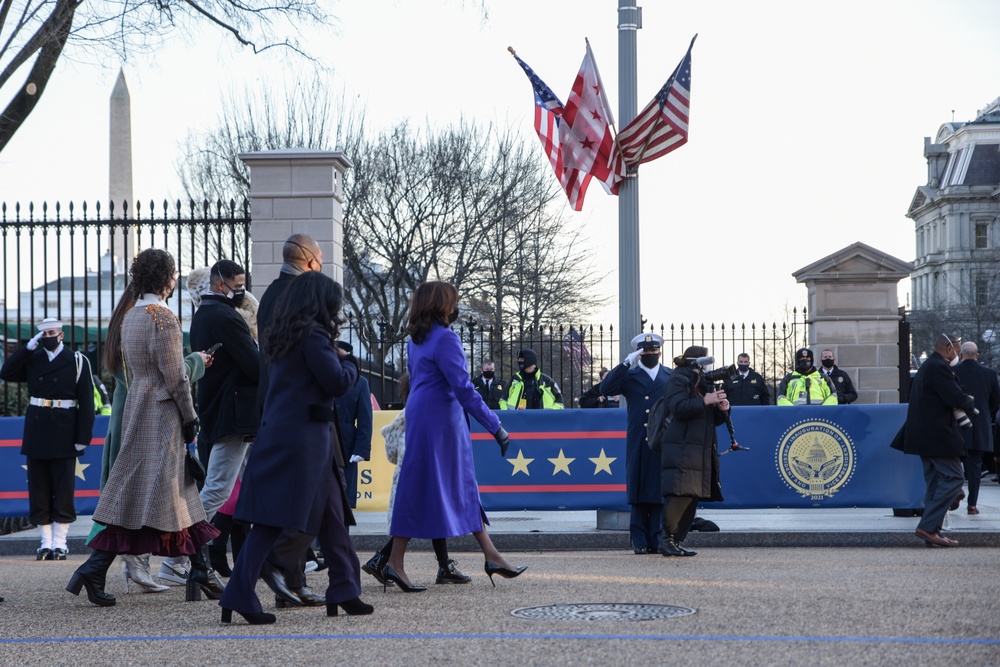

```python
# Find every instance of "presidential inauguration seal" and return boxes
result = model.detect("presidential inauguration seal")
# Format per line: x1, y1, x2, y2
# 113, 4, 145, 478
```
775, 419, 856, 500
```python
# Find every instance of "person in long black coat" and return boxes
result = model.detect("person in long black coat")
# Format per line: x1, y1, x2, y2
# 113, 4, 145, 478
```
335, 348, 373, 508
0, 317, 95, 560
952, 341, 1000, 514
220, 271, 373, 624
892, 334, 974, 547
658, 346, 727, 557
600, 333, 670, 554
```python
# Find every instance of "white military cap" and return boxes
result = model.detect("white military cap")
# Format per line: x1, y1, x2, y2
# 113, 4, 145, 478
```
630, 333, 664, 350
36, 317, 64, 332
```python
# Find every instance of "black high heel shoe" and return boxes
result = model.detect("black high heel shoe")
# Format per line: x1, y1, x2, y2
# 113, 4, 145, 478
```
66, 550, 117, 607
381, 565, 427, 593
186, 546, 226, 601
66, 571, 117, 607
221, 608, 276, 625
484, 561, 527, 587
327, 598, 374, 616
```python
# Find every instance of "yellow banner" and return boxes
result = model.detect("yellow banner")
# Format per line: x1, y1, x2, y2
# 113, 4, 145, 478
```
354, 410, 399, 512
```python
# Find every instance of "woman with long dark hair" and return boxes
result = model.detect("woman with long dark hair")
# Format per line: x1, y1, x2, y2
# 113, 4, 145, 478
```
219, 271, 373, 625
383, 281, 523, 590
68, 249, 221, 607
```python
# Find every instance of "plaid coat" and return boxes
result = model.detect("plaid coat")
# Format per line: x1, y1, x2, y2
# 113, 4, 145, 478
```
94, 303, 203, 532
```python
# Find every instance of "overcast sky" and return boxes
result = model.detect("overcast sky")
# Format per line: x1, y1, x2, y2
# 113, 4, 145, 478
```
2, 0, 1000, 328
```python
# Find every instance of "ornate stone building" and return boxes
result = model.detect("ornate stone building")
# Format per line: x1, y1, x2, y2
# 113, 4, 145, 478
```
906, 97, 1000, 360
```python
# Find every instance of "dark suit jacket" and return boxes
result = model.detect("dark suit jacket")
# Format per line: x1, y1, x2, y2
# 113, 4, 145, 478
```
899, 351, 974, 458
190, 294, 260, 444
601, 362, 671, 504
1, 345, 95, 458
954, 359, 1000, 453
472, 375, 505, 410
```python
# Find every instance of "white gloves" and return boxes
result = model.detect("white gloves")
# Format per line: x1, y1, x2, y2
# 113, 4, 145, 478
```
349, 455, 364, 463
74, 444, 86, 452
625, 350, 642, 366
27, 331, 44, 350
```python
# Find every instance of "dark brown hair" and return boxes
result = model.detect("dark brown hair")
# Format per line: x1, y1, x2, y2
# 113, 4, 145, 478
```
405, 281, 458, 344
129, 248, 176, 296
102, 282, 140, 372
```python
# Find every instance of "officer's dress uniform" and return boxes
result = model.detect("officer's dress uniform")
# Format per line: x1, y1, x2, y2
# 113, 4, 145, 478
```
1, 338, 95, 558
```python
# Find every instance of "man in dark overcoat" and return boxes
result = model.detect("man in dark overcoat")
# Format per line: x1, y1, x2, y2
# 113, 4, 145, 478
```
251, 234, 327, 606
335, 342, 373, 508
0, 317, 94, 560
952, 341, 1000, 515
472, 360, 504, 410
601, 333, 670, 554
893, 333, 975, 547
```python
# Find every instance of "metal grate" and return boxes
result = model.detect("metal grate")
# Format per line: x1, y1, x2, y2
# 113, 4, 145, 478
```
511, 603, 696, 621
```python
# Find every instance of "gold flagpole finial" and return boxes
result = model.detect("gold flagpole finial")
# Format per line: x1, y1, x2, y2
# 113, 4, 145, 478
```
507, 46, 517, 56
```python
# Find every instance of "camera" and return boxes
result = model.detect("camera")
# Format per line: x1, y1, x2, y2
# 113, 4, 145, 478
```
702, 364, 738, 384
954, 407, 979, 430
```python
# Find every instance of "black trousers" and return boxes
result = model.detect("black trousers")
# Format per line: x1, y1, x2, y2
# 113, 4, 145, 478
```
662, 496, 698, 543
26, 456, 77, 525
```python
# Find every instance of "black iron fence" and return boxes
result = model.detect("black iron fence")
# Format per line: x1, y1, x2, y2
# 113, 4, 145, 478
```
2, 198, 809, 413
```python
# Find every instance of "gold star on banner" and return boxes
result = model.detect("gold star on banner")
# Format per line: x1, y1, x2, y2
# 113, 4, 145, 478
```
75, 459, 90, 481
589, 448, 616, 475
508, 449, 534, 476
548, 449, 575, 476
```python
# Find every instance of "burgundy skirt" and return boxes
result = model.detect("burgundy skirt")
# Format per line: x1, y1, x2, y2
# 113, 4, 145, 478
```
87, 520, 220, 557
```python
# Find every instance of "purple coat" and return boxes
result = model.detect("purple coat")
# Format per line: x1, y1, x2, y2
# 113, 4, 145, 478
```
390, 323, 501, 539
236, 326, 357, 534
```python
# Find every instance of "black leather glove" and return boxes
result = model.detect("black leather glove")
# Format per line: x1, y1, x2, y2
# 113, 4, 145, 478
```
182, 419, 200, 444
494, 426, 510, 457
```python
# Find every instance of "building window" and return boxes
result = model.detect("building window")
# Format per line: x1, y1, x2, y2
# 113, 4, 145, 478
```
976, 277, 989, 307
73, 300, 92, 308
975, 222, 988, 249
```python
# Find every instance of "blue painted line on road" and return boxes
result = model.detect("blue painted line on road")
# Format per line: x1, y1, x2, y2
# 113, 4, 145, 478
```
2, 633, 998, 645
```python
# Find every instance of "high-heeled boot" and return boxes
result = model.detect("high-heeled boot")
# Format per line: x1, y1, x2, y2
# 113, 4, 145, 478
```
122, 554, 169, 593
186, 546, 226, 601
66, 550, 117, 607
208, 513, 234, 577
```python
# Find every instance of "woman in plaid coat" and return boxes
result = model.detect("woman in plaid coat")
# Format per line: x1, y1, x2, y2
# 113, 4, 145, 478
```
67, 249, 221, 607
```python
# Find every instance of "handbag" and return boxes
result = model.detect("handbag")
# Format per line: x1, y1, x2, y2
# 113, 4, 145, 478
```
185, 445, 207, 482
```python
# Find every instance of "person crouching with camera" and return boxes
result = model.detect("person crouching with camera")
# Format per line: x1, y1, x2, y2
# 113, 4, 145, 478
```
658, 346, 728, 557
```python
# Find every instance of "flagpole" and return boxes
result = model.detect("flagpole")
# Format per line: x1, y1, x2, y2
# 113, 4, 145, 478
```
617, 1, 642, 359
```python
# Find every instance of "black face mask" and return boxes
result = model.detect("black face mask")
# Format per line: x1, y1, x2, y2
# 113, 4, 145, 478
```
796, 361, 813, 374
40, 336, 61, 352
482, 370, 495, 379
518, 362, 528, 372
737, 364, 749, 373
821, 359, 834, 369
640, 354, 659, 369
447, 309, 459, 324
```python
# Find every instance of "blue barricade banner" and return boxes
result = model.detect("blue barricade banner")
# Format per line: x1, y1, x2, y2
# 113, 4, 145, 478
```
1, 406, 925, 517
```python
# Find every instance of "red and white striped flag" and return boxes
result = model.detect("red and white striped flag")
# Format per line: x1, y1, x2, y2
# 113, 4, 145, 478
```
560, 40, 625, 194
511, 50, 592, 211
616, 35, 696, 169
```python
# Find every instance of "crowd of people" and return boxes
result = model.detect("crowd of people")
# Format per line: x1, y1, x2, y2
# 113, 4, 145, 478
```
3, 239, 996, 613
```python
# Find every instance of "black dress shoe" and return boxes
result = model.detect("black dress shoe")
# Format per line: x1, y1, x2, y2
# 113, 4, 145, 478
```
261, 563, 303, 606
633, 546, 650, 555
435, 559, 472, 584
36, 548, 52, 561
52, 548, 68, 560
276, 586, 325, 608
659, 538, 697, 557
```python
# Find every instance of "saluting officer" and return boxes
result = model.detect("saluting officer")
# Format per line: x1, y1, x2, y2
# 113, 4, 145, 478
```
600, 333, 671, 554
0, 317, 95, 560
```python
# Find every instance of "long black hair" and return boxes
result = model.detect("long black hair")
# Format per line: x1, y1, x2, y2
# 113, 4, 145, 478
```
264, 272, 344, 362
103, 282, 141, 372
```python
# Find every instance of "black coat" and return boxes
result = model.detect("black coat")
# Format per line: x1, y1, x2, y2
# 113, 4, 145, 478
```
953, 359, 1000, 453
898, 351, 973, 458
0, 345, 95, 458
659, 365, 725, 501
255, 271, 295, 415
579, 381, 622, 408
472, 375, 505, 410
822, 366, 858, 404
190, 294, 261, 444
600, 362, 670, 504
722, 369, 770, 406
336, 375, 373, 507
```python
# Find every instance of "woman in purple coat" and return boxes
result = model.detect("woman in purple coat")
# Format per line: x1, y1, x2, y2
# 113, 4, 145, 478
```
219, 272, 373, 624
384, 281, 524, 590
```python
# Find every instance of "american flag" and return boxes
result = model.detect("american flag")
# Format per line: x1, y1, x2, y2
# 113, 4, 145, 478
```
511, 51, 593, 211
562, 328, 593, 369
616, 35, 696, 169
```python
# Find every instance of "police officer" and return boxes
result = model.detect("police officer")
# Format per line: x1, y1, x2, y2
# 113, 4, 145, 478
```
819, 349, 858, 404
722, 352, 771, 406
0, 318, 95, 560
776, 348, 837, 406
501, 349, 564, 410
600, 334, 670, 554
472, 360, 504, 410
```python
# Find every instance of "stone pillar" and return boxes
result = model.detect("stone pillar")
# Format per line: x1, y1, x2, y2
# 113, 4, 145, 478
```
792, 242, 913, 404
240, 149, 353, 294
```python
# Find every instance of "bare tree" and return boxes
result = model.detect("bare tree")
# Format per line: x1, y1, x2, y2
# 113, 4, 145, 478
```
0, 0, 328, 152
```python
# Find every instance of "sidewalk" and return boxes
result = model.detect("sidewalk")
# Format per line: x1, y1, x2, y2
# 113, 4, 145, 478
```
3, 482, 998, 554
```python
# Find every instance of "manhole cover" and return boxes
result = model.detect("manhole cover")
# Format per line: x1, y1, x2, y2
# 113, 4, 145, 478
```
510, 603, 696, 621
